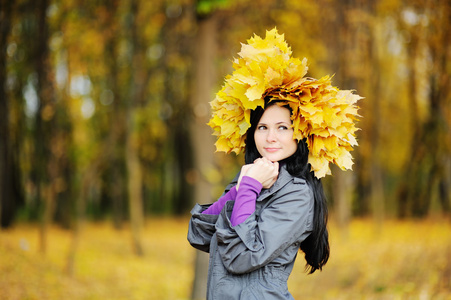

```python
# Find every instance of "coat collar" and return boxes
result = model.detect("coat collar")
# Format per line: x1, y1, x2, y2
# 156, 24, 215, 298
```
256, 164, 296, 202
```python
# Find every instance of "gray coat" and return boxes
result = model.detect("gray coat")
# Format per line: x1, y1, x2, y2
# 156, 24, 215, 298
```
188, 165, 314, 299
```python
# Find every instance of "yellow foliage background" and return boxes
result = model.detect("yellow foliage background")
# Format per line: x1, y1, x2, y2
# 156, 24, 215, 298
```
1, 0, 451, 299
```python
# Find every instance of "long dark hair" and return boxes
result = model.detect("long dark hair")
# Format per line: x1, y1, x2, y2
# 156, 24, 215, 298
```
244, 100, 330, 274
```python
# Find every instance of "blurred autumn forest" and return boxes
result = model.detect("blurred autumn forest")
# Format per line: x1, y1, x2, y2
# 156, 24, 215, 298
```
1, 0, 451, 299
1, 0, 451, 260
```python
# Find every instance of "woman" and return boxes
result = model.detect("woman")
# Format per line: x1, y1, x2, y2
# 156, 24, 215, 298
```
188, 28, 361, 299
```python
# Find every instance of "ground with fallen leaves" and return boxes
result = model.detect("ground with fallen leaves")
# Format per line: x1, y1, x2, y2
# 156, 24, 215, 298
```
1, 217, 450, 300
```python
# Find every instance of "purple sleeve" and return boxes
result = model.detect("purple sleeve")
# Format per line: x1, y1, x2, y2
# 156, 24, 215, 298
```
202, 186, 237, 215
231, 176, 262, 226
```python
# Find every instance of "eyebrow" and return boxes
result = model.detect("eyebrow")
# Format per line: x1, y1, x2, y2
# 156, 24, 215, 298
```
258, 121, 291, 125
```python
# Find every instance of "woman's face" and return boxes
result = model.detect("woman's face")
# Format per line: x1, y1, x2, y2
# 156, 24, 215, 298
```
254, 105, 297, 162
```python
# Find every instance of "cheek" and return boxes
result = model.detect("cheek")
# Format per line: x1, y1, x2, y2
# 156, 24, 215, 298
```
286, 138, 298, 155
254, 133, 264, 150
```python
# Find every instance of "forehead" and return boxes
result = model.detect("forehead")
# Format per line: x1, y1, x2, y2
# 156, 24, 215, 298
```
259, 105, 291, 123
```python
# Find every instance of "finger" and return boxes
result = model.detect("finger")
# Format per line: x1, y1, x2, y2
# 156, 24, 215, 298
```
253, 157, 262, 163
254, 159, 267, 167
262, 176, 278, 189
261, 156, 272, 164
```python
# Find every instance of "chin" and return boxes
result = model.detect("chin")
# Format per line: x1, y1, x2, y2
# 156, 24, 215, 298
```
263, 155, 283, 162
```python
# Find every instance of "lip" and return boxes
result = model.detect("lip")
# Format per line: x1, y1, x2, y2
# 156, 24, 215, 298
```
264, 147, 280, 153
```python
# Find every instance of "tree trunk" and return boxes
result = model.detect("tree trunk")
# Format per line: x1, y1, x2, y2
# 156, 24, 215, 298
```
156, 1, 195, 216
65, 167, 91, 276
333, 168, 352, 236
397, 16, 422, 218
369, 21, 385, 230
328, 0, 360, 232
190, 15, 218, 300
126, 0, 145, 256
33, 0, 57, 253
98, 0, 125, 229
0, 0, 14, 228
126, 137, 144, 256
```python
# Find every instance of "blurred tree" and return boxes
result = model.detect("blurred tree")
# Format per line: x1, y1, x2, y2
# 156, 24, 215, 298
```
49, 3, 75, 229
189, 10, 219, 300
4, 0, 40, 226
100, 0, 127, 229
363, 0, 385, 228
32, 0, 60, 253
397, 0, 451, 218
325, 0, 361, 232
0, 0, 20, 228
126, 0, 145, 256
159, 0, 195, 216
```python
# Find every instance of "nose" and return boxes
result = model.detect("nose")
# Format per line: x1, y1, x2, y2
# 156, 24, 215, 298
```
266, 129, 277, 142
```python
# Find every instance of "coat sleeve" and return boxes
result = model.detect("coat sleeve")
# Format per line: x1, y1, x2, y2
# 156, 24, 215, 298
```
187, 176, 239, 253
187, 204, 219, 252
214, 179, 314, 274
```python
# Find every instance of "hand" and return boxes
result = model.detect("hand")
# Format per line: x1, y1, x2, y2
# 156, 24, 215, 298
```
241, 157, 279, 189
236, 164, 253, 191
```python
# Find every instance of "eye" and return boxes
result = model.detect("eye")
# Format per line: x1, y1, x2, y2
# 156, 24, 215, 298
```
278, 125, 289, 130
257, 125, 267, 130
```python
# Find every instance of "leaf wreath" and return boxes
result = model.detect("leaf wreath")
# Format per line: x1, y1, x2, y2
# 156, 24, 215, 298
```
208, 28, 362, 178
